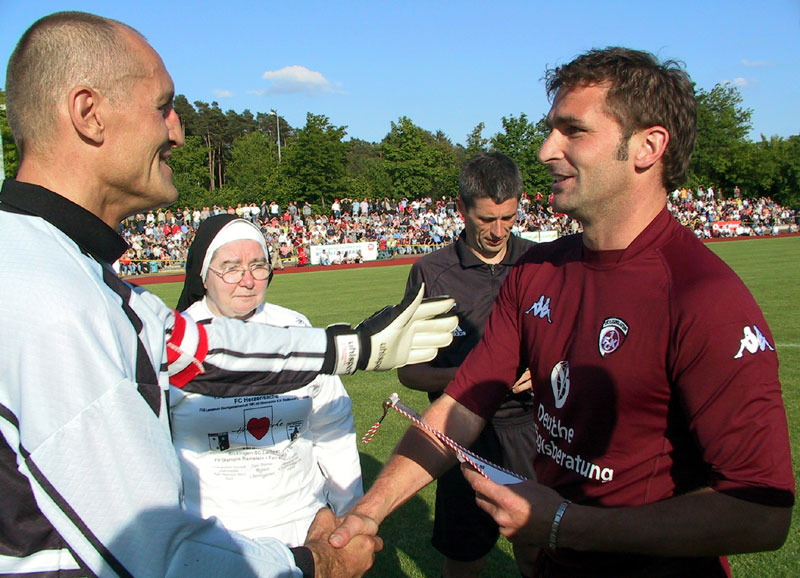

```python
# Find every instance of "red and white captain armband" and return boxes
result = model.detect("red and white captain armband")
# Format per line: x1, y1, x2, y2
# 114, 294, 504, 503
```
167, 311, 209, 387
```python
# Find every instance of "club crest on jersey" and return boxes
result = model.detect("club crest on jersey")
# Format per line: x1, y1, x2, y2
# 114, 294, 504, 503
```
598, 317, 628, 357
734, 325, 774, 359
550, 361, 570, 408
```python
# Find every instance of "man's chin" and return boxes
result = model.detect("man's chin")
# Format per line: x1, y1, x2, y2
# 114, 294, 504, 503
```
476, 247, 503, 261
482, 240, 506, 252
155, 184, 179, 208
550, 197, 570, 214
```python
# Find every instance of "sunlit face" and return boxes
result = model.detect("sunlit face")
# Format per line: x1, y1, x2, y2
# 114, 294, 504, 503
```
100, 29, 185, 212
204, 240, 269, 319
457, 196, 519, 263
538, 84, 634, 224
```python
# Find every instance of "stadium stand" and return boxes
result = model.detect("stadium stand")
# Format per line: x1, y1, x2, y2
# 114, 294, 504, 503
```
116, 191, 797, 276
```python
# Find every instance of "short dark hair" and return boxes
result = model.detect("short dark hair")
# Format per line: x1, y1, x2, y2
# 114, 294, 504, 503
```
544, 47, 696, 191
459, 152, 523, 208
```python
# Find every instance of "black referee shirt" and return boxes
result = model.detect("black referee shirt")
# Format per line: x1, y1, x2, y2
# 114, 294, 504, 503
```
405, 230, 534, 419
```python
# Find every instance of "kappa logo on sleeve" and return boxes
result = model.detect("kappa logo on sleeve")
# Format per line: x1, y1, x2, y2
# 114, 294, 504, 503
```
733, 325, 775, 359
525, 295, 553, 324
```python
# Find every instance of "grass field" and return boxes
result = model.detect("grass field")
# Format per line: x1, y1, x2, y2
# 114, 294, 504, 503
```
146, 235, 800, 577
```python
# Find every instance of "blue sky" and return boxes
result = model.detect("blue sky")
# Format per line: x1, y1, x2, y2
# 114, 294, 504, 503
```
2, 1, 798, 145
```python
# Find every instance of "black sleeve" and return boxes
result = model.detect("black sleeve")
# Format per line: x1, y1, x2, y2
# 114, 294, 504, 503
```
290, 546, 315, 577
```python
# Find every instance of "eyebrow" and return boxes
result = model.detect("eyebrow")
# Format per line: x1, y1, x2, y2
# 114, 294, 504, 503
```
217, 257, 267, 267
546, 114, 585, 130
477, 211, 517, 221
158, 89, 175, 107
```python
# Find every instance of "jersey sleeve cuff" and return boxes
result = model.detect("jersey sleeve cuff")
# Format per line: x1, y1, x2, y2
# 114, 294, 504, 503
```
290, 546, 315, 578
717, 486, 795, 507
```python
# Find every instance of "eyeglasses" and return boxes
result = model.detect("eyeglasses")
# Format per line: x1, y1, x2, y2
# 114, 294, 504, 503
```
207, 263, 270, 284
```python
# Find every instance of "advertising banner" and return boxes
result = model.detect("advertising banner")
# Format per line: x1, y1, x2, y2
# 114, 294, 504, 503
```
309, 241, 379, 265
711, 221, 741, 234
520, 230, 559, 243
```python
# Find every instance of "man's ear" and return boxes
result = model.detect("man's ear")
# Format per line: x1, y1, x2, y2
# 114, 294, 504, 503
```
633, 126, 669, 170
455, 197, 466, 219
68, 86, 105, 145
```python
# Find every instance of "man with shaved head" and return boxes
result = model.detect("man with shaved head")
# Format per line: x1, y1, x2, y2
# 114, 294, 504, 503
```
0, 11, 457, 578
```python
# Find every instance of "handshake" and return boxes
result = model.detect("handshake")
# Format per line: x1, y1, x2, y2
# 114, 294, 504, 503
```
298, 508, 382, 578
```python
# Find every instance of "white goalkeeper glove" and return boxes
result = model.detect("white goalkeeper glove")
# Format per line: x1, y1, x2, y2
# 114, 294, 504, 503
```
323, 284, 457, 374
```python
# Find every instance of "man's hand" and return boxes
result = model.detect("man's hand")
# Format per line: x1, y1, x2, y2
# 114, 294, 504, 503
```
328, 395, 486, 555
328, 511, 380, 549
324, 284, 457, 374
461, 463, 562, 549
304, 508, 382, 578
464, 464, 794, 559
511, 368, 533, 394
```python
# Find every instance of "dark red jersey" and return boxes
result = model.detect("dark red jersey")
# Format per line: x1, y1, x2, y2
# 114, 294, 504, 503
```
446, 208, 794, 575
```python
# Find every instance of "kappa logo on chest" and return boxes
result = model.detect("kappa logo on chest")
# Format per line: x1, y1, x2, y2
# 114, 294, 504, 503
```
525, 295, 553, 324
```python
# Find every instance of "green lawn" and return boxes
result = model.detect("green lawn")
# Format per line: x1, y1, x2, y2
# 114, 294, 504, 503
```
146, 235, 800, 577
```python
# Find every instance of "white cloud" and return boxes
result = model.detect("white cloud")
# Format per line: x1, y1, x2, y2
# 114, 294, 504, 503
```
213, 89, 234, 98
261, 65, 339, 95
725, 77, 750, 87
741, 59, 771, 67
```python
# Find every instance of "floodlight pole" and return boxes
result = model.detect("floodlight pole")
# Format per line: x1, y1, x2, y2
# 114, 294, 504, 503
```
0, 103, 5, 185
270, 109, 281, 163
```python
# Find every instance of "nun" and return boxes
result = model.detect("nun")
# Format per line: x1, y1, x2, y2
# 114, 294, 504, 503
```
171, 215, 363, 547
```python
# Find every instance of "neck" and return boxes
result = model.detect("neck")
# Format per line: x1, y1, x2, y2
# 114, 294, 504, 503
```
16, 158, 129, 229
581, 194, 667, 251
470, 243, 508, 265
237, 308, 258, 321
205, 296, 258, 321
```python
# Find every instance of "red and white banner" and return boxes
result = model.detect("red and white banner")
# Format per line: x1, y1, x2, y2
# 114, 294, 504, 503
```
711, 220, 741, 234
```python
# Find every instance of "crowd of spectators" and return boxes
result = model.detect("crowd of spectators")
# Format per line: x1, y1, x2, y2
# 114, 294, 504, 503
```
669, 186, 798, 238
116, 189, 797, 276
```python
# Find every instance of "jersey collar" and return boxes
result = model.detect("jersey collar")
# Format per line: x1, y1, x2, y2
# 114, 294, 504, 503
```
582, 206, 675, 267
0, 179, 129, 264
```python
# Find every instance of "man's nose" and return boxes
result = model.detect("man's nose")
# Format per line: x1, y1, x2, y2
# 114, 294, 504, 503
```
538, 129, 562, 164
169, 109, 185, 148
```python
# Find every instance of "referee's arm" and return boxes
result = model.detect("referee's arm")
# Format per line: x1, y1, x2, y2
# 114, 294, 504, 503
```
398, 362, 457, 393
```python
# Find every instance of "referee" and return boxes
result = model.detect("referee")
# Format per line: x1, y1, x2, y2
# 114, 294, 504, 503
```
399, 152, 537, 577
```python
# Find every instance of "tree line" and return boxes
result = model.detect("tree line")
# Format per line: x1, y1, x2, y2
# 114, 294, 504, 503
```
2, 85, 798, 211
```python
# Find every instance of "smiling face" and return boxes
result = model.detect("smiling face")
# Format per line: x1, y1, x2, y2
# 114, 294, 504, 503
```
99, 28, 184, 214
204, 240, 269, 319
457, 196, 519, 263
538, 84, 634, 225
